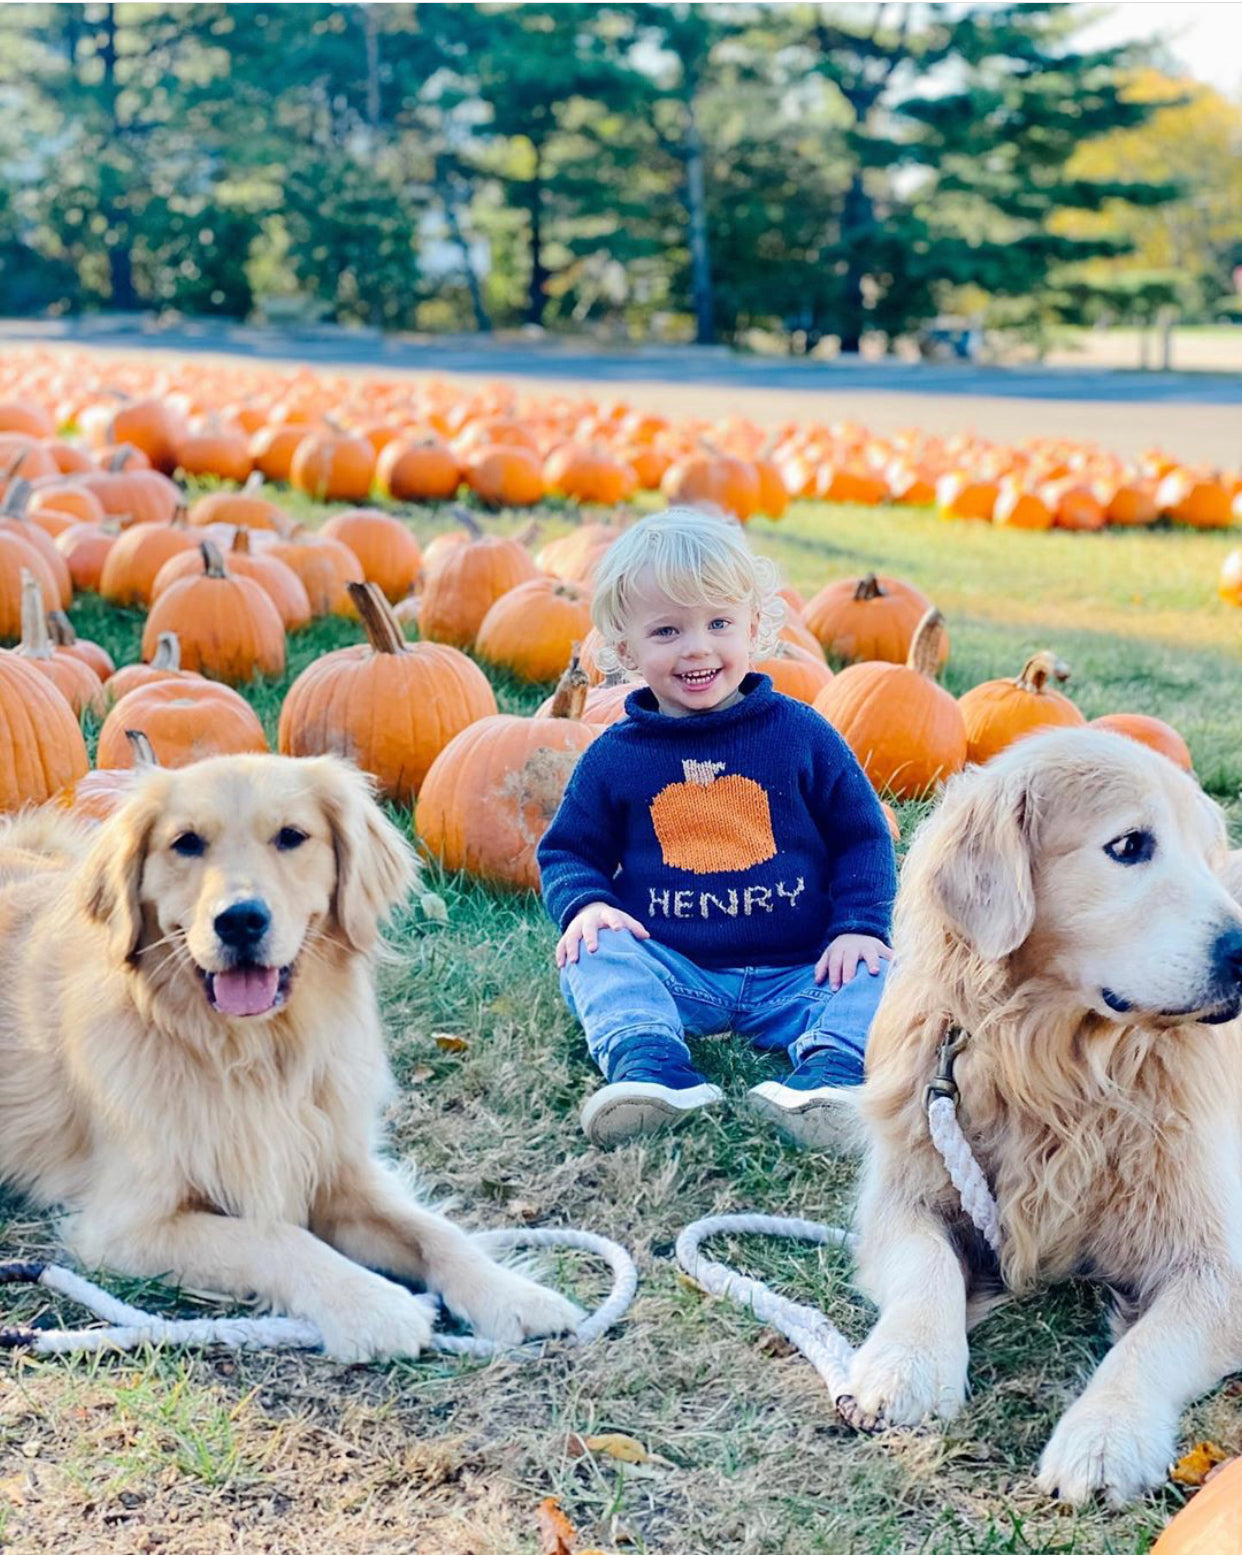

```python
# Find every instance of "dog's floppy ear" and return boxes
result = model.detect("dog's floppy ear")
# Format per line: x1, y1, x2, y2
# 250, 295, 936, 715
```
79, 782, 161, 964
315, 758, 417, 952
927, 766, 1035, 961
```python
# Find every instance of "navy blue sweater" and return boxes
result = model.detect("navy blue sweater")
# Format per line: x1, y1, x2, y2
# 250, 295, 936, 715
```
537, 674, 896, 969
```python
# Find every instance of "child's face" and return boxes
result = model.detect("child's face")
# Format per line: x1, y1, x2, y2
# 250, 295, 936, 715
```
618, 582, 757, 718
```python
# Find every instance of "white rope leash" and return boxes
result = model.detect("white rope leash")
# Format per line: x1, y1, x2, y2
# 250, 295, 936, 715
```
675, 1083, 1001, 1424
0, 1226, 637, 1359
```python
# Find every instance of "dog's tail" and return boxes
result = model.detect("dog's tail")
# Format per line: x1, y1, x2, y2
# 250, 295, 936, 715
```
0, 805, 95, 876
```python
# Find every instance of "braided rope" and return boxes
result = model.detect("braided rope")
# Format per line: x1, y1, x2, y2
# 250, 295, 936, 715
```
674, 1100, 1002, 1423
0, 1226, 636, 1359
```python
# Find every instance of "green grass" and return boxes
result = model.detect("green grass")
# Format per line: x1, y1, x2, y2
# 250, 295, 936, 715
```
2, 495, 1241, 1553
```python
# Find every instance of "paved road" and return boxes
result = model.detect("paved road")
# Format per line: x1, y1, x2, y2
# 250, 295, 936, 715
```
5, 316, 1240, 463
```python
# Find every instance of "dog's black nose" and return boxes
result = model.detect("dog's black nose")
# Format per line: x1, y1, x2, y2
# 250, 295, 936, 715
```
1211, 925, 1242, 990
214, 899, 272, 951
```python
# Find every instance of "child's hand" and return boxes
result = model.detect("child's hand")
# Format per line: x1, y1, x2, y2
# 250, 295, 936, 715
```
815, 933, 892, 991
556, 903, 651, 968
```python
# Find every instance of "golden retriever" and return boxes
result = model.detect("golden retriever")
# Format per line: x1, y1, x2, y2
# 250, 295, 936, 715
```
849, 728, 1242, 1505
0, 754, 580, 1360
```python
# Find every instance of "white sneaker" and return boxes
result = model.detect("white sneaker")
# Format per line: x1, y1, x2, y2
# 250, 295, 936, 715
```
746, 1079, 865, 1154
581, 1080, 723, 1149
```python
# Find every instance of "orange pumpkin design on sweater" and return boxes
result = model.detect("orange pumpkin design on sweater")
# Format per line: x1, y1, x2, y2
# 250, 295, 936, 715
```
649, 759, 777, 875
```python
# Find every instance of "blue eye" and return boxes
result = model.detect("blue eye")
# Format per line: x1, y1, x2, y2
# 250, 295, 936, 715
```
710, 618, 731, 630
652, 626, 676, 638
1104, 830, 1155, 866
171, 832, 206, 858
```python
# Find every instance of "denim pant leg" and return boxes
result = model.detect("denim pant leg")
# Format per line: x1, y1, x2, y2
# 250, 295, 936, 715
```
559, 929, 735, 1080
733, 960, 890, 1087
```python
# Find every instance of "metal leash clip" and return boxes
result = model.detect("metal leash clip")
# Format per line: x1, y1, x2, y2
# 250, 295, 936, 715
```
924, 1024, 969, 1111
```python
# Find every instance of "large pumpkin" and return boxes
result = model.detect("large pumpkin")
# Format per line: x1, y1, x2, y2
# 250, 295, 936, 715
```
1152, 1454, 1242, 1553
259, 529, 363, 617
542, 445, 635, 506
1091, 713, 1193, 773
55, 520, 118, 593
321, 507, 423, 604
376, 436, 462, 501
279, 582, 497, 805
0, 486, 73, 607
97, 677, 268, 769
46, 611, 115, 681
418, 530, 539, 648
661, 453, 760, 521
0, 528, 59, 637
958, 650, 1086, 765
151, 528, 311, 631
755, 640, 835, 704
187, 487, 291, 535
465, 445, 545, 507
416, 661, 597, 890
535, 523, 623, 586
475, 577, 592, 683
141, 540, 286, 685
92, 397, 183, 473
289, 430, 376, 502
0, 651, 89, 811
803, 573, 947, 667
78, 466, 183, 526
813, 610, 966, 799
105, 631, 198, 705
98, 508, 197, 608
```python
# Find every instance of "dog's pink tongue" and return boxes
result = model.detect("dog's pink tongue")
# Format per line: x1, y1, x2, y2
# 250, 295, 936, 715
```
212, 967, 280, 1016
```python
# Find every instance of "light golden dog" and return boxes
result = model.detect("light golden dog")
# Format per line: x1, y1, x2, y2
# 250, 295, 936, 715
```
850, 728, 1242, 1505
0, 754, 580, 1360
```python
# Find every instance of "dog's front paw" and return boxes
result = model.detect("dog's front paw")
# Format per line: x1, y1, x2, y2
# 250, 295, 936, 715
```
314, 1279, 438, 1363
844, 1331, 968, 1429
447, 1263, 583, 1347
1036, 1394, 1172, 1506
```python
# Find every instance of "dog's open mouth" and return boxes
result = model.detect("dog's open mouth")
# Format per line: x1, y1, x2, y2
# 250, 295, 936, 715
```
199, 964, 293, 1017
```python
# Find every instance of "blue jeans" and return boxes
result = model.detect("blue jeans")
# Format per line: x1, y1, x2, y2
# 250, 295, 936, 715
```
559, 929, 888, 1087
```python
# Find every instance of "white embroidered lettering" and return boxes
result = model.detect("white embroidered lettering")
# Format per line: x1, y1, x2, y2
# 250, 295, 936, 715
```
673, 890, 694, 918
648, 888, 670, 917
743, 886, 773, 914
776, 877, 806, 908
699, 890, 739, 917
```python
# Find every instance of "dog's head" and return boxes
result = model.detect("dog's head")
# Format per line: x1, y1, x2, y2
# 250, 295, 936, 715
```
79, 753, 415, 1020
902, 728, 1242, 1026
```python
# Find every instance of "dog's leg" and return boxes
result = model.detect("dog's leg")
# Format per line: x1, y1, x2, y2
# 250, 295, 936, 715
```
846, 1159, 970, 1426
67, 1205, 437, 1363
1036, 1268, 1242, 1506
311, 1160, 583, 1345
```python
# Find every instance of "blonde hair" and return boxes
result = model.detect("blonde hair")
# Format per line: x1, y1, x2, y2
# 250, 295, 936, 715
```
591, 507, 784, 674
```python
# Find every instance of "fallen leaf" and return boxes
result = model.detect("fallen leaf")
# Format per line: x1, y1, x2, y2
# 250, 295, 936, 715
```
756, 1328, 797, 1359
433, 1033, 469, 1053
676, 1271, 709, 1297
1170, 1440, 1228, 1486
535, 1495, 577, 1555
566, 1432, 659, 1466
0, 1474, 26, 1507
419, 891, 449, 923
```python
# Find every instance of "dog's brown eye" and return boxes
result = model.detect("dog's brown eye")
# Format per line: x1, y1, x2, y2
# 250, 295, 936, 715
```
1104, 830, 1155, 866
274, 826, 308, 851
171, 832, 206, 858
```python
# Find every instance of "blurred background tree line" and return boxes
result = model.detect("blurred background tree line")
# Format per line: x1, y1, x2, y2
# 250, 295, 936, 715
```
0, 1, 1239, 353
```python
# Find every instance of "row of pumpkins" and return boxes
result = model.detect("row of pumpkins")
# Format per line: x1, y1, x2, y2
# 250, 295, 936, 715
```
0, 350, 1238, 534
1, 494, 1195, 893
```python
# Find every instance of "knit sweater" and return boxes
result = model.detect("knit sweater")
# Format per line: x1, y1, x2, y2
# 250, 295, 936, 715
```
537, 674, 896, 970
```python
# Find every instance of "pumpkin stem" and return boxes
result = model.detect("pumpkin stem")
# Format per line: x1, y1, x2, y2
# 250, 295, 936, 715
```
601, 666, 632, 688
2, 451, 26, 486
906, 608, 947, 678
200, 539, 228, 579
853, 573, 885, 602
511, 517, 540, 547
232, 527, 252, 555
449, 503, 483, 540
1, 476, 31, 516
547, 646, 589, 719
47, 609, 76, 647
1016, 650, 1071, 695
171, 502, 188, 529
150, 631, 181, 671
124, 729, 159, 768
108, 446, 137, 472
17, 569, 52, 660
349, 581, 407, 654
243, 469, 265, 494
681, 758, 727, 785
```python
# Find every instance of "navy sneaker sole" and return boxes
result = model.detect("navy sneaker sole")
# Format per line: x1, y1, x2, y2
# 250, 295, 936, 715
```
746, 1080, 865, 1154
581, 1080, 723, 1149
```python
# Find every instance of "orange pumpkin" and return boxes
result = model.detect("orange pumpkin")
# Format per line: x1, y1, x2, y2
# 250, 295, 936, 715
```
754, 458, 789, 520
0, 485, 73, 607
10, 570, 103, 715
1106, 482, 1158, 527
97, 677, 268, 769
142, 540, 286, 685
0, 400, 53, 438
1151, 1454, 1242, 1553
958, 650, 1086, 765
466, 446, 545, 507
813, 610, 966, 799
992, 482, 1054, 531
0, 528, 59, 636
249, 422, 317, 484
1157, 471, 1232, 529
651, 757, 778, 873
418, 530, 539, 648
59, 731, 157, 823
27, 483, 107, 532
259, 529, 364, 617
98, 508, 197, 608
55, 520, 118, 593
321, 507, 423, 603
278, 582, 498, 806
416, 661, 597, 890
1219, 549, 1242, 607
289, 430, 375, 502
535, 671, 636, 727
475, 577, 592, 683
803, 573, 947, 667
176, 427, 251, 483
535, 523, 623, 586
151, 528, 311, 632
0, 650, 89, 811
376, 436, 461, 501
1090, 713, 1193, 773
104, 631, 198, 705
542, 445, 636, 506
661, 454, 760, 521
77, 466, 183, 526
187, 487, 291, 535
93, 397, 184, 473
755, 639, 835, 704
936, 473, 997, 522
45, 611, 115, 680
